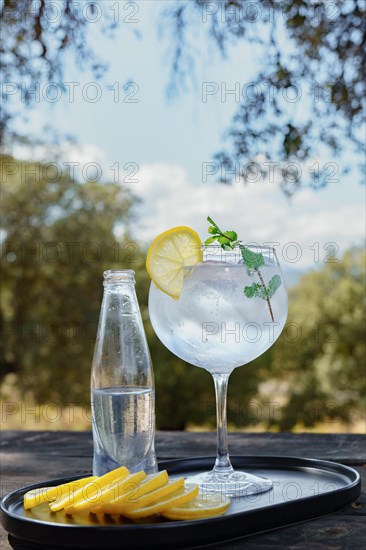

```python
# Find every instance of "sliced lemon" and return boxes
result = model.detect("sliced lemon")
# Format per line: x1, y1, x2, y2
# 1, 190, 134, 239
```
93, 470, 169, 514
162, 492, 231, 520
24, 477, 97, 509
24, 487, 56, 510
146, 226, 202, 299
125, 482, 199, 519
50, 466, 129, 512
65, 471, 146, 515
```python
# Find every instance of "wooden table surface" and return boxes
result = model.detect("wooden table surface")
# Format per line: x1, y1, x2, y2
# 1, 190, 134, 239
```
1, 431, 364, 549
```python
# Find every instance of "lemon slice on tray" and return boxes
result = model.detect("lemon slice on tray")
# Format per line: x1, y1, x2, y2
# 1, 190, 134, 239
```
65, 471, 146, 515
23, 477, 97, 510
124, 483, 199, 519
50, 465, 129, 512
146, 226, 202, 300
162, 492, 231, 521
92, 470, 171, 514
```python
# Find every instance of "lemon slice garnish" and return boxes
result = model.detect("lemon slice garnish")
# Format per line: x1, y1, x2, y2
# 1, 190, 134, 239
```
161, 492, 231, 520
146, 226, 202, 299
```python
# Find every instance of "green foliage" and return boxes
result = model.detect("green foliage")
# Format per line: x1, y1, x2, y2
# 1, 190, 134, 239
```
0, 0, 365, 195
255, 248, 366, 430
165, 0, 365, 190
0, 155, 132, 404
0, 157, 251, 429
2, 1, 364, 190
0, 0, 110, 145
1, 158, 364, 429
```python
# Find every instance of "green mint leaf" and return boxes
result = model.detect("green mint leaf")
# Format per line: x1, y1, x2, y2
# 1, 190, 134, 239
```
244, 275, 282, 301
267, 274, 282, 298
217, 236, 234, 250
208, 225, 218, 235
240, 246, 265, 271
207, 216, 221, 233
244, 283, 266, 299
224, 230, 238, 241
204, 236, 217, 245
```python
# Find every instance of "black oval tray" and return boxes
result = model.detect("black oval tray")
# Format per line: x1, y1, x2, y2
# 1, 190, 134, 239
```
1, 456, 361, 550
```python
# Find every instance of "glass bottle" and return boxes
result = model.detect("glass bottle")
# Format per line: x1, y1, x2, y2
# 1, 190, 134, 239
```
91, 270, 157, 476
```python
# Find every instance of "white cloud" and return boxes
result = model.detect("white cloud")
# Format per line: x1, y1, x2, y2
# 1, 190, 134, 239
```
10, 143, 364, 272
11, 142, 110, 182
13, 142, 108, 165
132, 163, 365, 270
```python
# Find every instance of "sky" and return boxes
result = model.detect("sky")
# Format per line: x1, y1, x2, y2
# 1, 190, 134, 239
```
11, 0, 365, 277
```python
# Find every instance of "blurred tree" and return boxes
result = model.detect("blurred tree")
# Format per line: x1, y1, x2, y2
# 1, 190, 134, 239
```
0, 155, 133, 403
254, 247, 366, 430
0, 155, 261, 427
0, 0, 112, 146
165, 0, 365, 192
1, 159, 364, 428
1, 1, 365, 191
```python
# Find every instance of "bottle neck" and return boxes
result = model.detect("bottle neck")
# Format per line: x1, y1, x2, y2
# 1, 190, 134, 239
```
103, 269, 136, 287
102, 270, 139, 317
92, 269, 153, 391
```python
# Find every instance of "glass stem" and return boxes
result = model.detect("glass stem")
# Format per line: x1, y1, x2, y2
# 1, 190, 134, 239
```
212, 373, 234, 474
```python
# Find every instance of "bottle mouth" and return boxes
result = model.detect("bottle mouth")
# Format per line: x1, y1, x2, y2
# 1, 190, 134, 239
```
103, 270, 135, 285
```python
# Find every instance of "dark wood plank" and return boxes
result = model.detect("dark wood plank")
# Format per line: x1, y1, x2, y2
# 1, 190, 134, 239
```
155, 431, 366, 464
0, 529, 9, 550
1, 431, 365, 463
206, 516, 366, 549
1, 517, 365, 550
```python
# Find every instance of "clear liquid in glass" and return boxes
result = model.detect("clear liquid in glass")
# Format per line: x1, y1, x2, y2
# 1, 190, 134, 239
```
149, 261, 287, 374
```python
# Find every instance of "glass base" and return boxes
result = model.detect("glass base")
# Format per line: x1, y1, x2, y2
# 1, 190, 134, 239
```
187, 469, 273, 497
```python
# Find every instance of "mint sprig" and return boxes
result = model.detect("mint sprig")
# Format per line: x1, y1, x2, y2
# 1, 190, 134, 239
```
205, 217, 239, 250
206, 216, 282, 322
